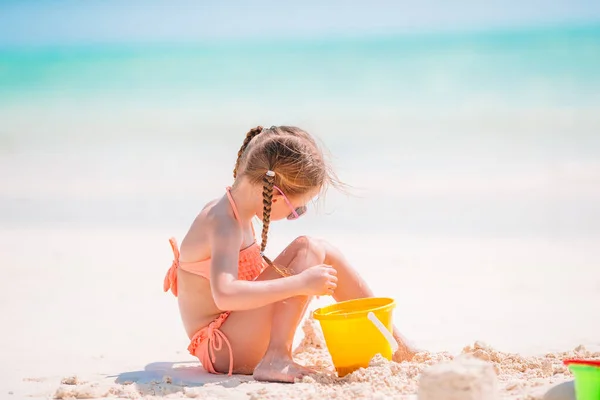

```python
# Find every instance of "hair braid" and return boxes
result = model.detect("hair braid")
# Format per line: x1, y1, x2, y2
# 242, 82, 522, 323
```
258, 171, 294, 277
260, 172, 275, 256
233, 126, 263, 179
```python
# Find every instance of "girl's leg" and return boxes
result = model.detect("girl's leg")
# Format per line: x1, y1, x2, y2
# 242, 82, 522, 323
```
251, 236, 323, 382
214, 236, 415, 382
213, 236, 319, 382
253, 236, 416, 381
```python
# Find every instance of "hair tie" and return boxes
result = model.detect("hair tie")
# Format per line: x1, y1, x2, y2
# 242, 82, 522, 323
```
266, 170, 275, 177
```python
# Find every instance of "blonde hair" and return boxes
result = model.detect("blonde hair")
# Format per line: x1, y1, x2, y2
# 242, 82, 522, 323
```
232, 125, 340, 268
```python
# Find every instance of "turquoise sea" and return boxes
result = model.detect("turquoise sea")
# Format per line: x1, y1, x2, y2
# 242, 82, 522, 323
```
2, 24, 600, 107
1, 23, 599, 238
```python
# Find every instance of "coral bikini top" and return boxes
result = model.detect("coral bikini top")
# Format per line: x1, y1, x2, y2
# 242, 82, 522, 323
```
163, 187, 266, 297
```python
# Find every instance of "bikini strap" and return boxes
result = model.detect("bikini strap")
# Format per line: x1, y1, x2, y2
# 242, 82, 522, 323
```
163, 237, 180, 296
225, 187, 244, 229
225, 186, 257, 238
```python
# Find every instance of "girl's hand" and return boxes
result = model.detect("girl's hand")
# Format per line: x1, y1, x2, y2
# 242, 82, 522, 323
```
298, 264, 338, 296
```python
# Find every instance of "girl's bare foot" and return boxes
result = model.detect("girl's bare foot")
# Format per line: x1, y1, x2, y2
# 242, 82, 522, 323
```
393, 345, 419, 362
392, 331, 421, 362
253, 352, 315, 383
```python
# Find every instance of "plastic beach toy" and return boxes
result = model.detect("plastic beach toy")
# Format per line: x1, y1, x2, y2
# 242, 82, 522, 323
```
312, 297, 398, 377
564, 359, 600, 400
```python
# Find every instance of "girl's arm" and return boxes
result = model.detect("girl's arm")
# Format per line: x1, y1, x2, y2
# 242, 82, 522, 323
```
209, 217, 306, 311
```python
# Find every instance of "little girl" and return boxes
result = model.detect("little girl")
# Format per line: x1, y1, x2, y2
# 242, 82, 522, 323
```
163, 125, 416, 383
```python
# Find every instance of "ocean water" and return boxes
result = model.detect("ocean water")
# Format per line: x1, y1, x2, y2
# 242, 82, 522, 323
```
1, 24, 600, 239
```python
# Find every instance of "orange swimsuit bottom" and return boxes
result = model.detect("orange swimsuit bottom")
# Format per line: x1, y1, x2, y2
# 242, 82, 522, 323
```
163, 187, 267, 375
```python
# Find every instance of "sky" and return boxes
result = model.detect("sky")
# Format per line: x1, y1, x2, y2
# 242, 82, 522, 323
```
1, 0, 600, 46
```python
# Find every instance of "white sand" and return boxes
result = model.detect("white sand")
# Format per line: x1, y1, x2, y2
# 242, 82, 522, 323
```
44, 319, 600, 400
1, 228, 599, 399
417, 356, 499, 400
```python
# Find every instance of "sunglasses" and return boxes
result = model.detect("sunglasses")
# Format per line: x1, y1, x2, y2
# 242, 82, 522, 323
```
273, 185, 307, 220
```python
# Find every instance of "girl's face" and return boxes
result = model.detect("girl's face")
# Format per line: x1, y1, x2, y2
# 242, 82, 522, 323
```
269, 186, 319, 221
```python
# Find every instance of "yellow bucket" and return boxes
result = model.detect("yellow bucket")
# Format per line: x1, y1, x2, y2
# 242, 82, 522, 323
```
312, 297, 397, 377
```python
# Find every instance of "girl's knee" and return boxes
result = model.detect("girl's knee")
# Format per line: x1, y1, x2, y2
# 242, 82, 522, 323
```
290, 236, 326, 266
290, 235, 310, 248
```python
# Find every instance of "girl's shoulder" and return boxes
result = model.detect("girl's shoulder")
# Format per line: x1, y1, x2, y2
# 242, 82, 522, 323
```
181, 197, 238, 261
188, 196, 239, 239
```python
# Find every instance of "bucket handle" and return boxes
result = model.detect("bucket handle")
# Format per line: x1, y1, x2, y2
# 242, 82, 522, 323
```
367, 312, 399, 353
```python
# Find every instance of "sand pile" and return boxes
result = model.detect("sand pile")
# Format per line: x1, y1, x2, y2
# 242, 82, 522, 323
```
418, 356, 500, 400
52, 317, 600, 400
